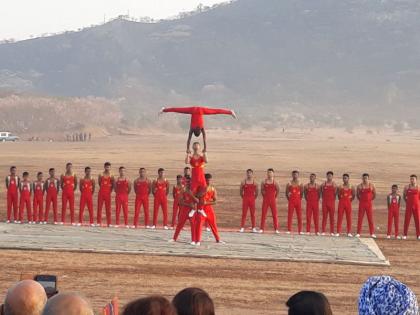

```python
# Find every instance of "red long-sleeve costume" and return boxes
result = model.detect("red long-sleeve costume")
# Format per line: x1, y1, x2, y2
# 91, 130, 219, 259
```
163, 107, 233, 129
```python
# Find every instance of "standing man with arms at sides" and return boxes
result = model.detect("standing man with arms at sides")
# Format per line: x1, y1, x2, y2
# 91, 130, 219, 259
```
171, 175, 184, 229
114, 166, 131, 228
402, 175, 420, 240
336, 173, 355, 237
239, 169, 258, 233
32, 172, 45, 224
185, 142, 207, 193
19, 171, 32, 224
259, 168, 280, 234
79, 166, 95, 226
321, 171, 337, 236
152, 168, 170, 229
387, 184, 401, 239
181, 167, 191, 186
356, 173, 377, 238
5, 166, 20, 223
97, 162, 114, 227
133, 168, 151, 228
61, 162, 77, 225
304, 173, 320, 235
286, 170, 304, 234
44, 168, 59, 224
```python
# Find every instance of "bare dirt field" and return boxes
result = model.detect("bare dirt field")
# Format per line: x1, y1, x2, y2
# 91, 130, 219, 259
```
0, 128, 419, 314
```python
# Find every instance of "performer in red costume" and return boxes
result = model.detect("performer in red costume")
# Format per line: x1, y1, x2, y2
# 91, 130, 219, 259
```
402, 175, 420, 240
321, 171, 337, 236
259, 168, 280, 234
171, 175, 184, 228
44, 168, 59, 224
114, 166, 131, 228
181, 167, 191, 186
304, 173, 320, 235
5, 166, 20, 223
336, 173, 355, 237
61, 162, 77, 225
286, 170, 304, 234
152, 168, 170, 229
133, 168, 151, 228
79, 166, 95, 226
97, 162, 114, 227
19, 172, 32, 223
159, 106, 236, 152
185, 142, 207, 193
387, 184, 401, 239
239, 169, 258, 233
356, 173, 377, 238
32, 172, 45, 224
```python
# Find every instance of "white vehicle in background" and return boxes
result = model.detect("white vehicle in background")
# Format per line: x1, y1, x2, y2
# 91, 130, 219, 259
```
0, 132, 19, 142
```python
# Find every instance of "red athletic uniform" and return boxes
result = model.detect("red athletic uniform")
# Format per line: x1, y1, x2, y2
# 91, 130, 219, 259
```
260, 181, 279, 231
153, 179, 169, 227
61, 174, 76, 224
287, 184, 302, 233
403, 186, 420, 237
201, 186, 220, 242
134, 179, 150, 227
241, 181, 257, 229
387, 194, 400, 237
322, 183, 336, 234
79, 178, 94, 224
19, 181, 32, 222
115, 178, 129, 226
173, 190, 196, 241
97, 175, 113, 226
357, 185, 375, 235
6, 175, 19, 221
32, 181, 44, 223
189, 155, 206, 192
305, 185, 319, 233
45, 178, 59, 222
337, 187, 353, 234
163, 106, 233, 129
172, 185, 183, 226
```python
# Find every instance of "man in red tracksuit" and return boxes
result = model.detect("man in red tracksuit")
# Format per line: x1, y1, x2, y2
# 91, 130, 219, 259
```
32, 172, 45, 224
133, 168, 151, 228
44, 168, 60, 224
171, 175, 184, 228
336, 174, 355, 237
19, 172, 32, 224
114, 166, 131, 228
152, 168, 170, 229
387, 184, 401, 239
5, 166, 20, 223
304, 173, 320, 235
259, 168, 280, 234
97, 162, 114, 227
181, 167, 191, 186
79, 166, 95, 226
61, 162, 77, 225
356, 173, 377, 238
321, 171, 337, 236
402, 175, 420, 240
239, 169, 258, 233
286, 170, 304, 234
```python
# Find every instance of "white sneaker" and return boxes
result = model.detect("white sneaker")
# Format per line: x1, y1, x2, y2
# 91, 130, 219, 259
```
285, 231, 291, 234
396, 236, 401, 239
131, 225, 136, 229
188, 210, 196, 218
206, 227, 211, 232
113, 225, 118, 228
386, 235, 391, 239
239, 228, 244, 233
43, 221, 47, 224
335, 233, 340, 237
299, 232, 305, 235
164, 226, 169, 230
168, 239, 175, 243
77, 223, 81, 227
59, 222, 64, 225
402, 235, 407, 240
217, 240, 226, 244
252, 228, 258, 233
150, 225, 156, 229
5, 220, 10, 223
190, 241, 196, 245
371, 234, 377, 239
321, 232, 325, 236
146, 225, 151, 229
355, 234, 360, 238
71, 223, 76, 226
258, 229, 264, 234
316, 232, 321, 236
330, 233, 335, 236
306, 232, 311, 235
275, 230, 280, 234
198, 209, 207, 218
13, 220, 18, 223
54, 222, 57, 225
196, 242, 201, 246
417, 236, 420, 240
90, 224, 95, 227
347, 233, 353, 237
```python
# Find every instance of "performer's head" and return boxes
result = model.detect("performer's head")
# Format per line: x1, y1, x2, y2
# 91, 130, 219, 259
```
158, 168, 165, 178
192, 142, 201, 153
391, 184, 398, 194
362, 173, 370, 183
205, 173, 212, 185
183, 167, 191, 177
192, 127, 202, 137
309, 173, 316, 183
184, 175, 191, 189
10, 166, 17, 175
246, 169, 253, 180
292, 170, 299, 181
139, 167, 146, 178
119, 166, 126, 177
85, 167, 91, 177
176, 175, 182, 185
37, 172, 43, 181
104, 162, 111, 172
410, 174, 417, 185
267, 168, 274, 179
66, 162, 73, 173
342, 173, 350, 185
326, 171, 334, 181
49, 168, 55, 177
22, 171, 29, 180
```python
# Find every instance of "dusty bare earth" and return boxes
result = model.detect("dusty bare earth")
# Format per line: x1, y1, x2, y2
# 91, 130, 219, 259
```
0, 128, 419, 314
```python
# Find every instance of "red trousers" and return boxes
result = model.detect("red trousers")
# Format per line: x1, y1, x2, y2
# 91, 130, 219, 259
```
116, 194, 129, 226
387, 207, 399, 237
337, 200, 352, 234
287, 199, 302, 233
7, 191, 19, 221
241, 198, 256, 228
172, 199, 181, 226
61, 190, 75, 223
153, 195, 168, 226
19, 195, 32, 221
134, 196, 149, 227
97, 193, 112, 226
306, 201, 319, 233
260, 198, 279, 230
173, 208, 196, 241
203, 206, 220, 242
403, 203, 420, 237
45, 193, 58, 222
32, 195, 44, 222
357, 202, 374, 235
322, 201, 335, 233
79, 193, 94, 224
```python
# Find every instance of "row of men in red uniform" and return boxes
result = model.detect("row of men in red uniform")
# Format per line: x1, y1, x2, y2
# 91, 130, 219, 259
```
239, 169, 420, 240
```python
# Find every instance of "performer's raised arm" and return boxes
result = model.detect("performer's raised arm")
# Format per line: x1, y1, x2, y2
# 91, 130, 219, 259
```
160, 107, 196, 115
201, 107, 236, 118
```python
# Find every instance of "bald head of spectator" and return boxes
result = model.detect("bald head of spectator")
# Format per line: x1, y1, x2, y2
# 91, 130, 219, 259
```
4, 280, 47, 315
42, 293, 93, 315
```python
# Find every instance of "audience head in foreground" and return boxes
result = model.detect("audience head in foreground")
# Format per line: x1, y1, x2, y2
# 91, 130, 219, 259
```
122, 296, 176, 315
42, 293, 93, 315
286, 290, 333, 315
4, 280, 47, 315
172, 287, 215, 315
358, 276, 418, 315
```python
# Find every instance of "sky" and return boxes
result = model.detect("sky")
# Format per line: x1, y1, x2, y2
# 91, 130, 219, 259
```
0, 0, 226, 40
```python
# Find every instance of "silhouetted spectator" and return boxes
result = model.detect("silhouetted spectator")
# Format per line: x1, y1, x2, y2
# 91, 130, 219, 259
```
123, 296, 176, 315
42, 293, 93, 315
83, 133, 87, 141
4, 280, 47, 315
172, 287, 215, 315
286, 291, 332, 315
88, 133, 91, 141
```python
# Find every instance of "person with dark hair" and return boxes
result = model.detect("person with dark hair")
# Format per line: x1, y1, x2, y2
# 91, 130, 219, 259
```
239, 169, 258, 233
387, 184, 401, 239
19, 172, 32, 224
336, 173, 355, 237
286, 170, 304, 234
304, 173, 320, 235
123, 296, 176, 315
32, 172, 45, 224
171, 175, 184, 228
259, 168, 280, 234
152, 168, 170, 229
44, 168, 60, 224
79, 167, 95, 226
185, 142, 207, 193
114, 166, 131, 228
97, 162, 114, 227
172, 287, 215, 315
182, 167, 191, 186
133, 168, 151, 228
403, 175, 420, 240
286, 291, 332, 315
61, 163, 77, 225
320, 171, 337, 236
5, 166, 20, 223
356, 173, 377, 238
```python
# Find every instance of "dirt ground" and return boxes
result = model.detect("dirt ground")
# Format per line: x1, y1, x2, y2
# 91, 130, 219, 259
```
0, 128, 419, 314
